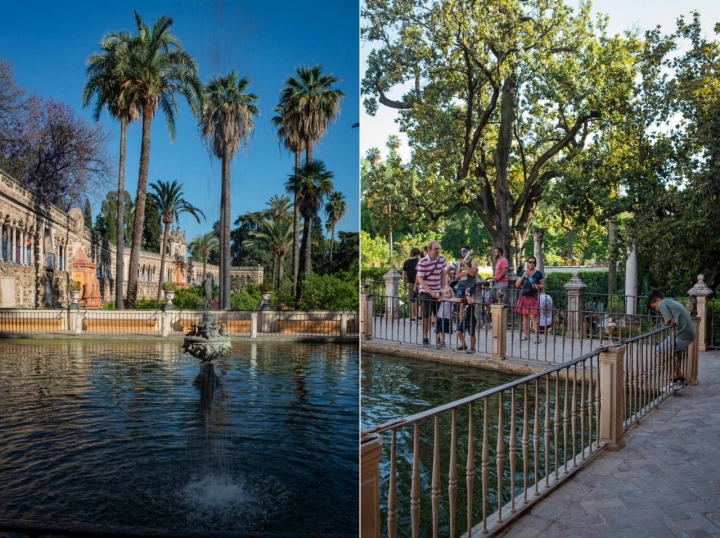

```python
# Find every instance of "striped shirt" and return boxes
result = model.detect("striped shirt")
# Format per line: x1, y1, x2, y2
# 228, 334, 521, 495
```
417, 255, 447, 294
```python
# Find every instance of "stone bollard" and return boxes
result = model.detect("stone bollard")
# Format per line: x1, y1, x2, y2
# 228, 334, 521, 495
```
599, 344, 626, 450
384, 265, 401, 319
491, 303, 508, 360
161, 311, 171, 337
564, 271, 587, 340
361, 431, 383, 538
688, 275, 713, 352
250, 312, 258, 339
688, 317, 701, 385
69, 309, 82, 335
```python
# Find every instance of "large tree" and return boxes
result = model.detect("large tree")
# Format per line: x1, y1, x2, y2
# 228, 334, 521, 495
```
188, 232, 219, 282
199, 71, 258, 310
123, 11, 202, 308
94, 191, 134, 246
84, 30, 141, 310
149, 180, 205, 301
245, 217, 293, 291
362, 0, 640, 269
324, 190, 347, 271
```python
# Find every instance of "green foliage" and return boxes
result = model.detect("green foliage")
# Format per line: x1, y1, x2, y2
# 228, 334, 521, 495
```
142, 195, 162, 253
172, 287, 204, 309
543, 270, 623, 309
300, 270, 359, 311
230, 289, 261, 311
161, 281, 177, 292
68, 280, 82, 292
94, 191, 134, 246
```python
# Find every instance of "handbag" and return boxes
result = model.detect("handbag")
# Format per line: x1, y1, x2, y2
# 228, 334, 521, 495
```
520, 278, 535, 297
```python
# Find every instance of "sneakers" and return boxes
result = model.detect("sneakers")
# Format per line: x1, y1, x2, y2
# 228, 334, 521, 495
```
422, 338, 430, 347
674, 377, 688, 388
456, 344, 467, 351
410, 317, 417, 323
466, 347, 476, 354
436, 341, 446, 349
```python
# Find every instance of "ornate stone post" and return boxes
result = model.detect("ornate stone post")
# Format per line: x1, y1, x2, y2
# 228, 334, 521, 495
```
161, 311, 171, 337
599, 343, 626, 450
564, 271, 587, 339
624, 246, 637, 315
340, 312, 348, 338
384, 265, 401, 319
687, 316, 701, 385
688, 275, 713, 352
250, 312, 258, 339
532, 227, 546, 274
491, 303, 508, 360
361, 283, 374, 340
361, 431, 383, 538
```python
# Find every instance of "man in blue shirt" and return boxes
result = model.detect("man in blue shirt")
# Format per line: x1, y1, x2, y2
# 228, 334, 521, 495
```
648, 290, 696, 387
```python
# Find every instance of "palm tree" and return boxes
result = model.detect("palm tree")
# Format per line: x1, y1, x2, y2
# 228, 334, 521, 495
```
123, 11, 203, 308
245, 218, 292, 291
83, 31, 140, 310
366, 147, 381, 167
266, 194, 292, 222
287, 160, 334, 302
188, 232, 219, 283
149, 180, 205, 302
324, 191, 347, 271
272, 104, 305, 298
199, 71, 258, 310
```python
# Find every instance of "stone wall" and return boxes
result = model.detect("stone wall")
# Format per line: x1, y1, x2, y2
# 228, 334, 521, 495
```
0, 264, 36, 308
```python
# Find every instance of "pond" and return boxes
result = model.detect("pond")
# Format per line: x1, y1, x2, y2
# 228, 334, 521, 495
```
0, 339, 359, 535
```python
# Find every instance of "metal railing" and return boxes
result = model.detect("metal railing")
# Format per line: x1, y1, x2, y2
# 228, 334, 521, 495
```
0, 309, 69, 334
623, 324, 683, 430
364, 348, 602, 537
81, 309, 162, 335
707, 298, 720, 350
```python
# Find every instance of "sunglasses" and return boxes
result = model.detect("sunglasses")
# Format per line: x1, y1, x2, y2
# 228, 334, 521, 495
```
528, 261, 536, 264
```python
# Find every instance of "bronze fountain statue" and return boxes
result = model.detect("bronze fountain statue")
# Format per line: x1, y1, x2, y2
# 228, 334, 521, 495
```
181, 274, 231, 363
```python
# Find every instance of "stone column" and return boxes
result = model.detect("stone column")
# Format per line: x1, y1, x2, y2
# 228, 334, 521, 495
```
491, 303, 508, 360
9, 225, 15, 262
623, 246, 637, 316
599, 344, 626, 450
361, 290, 374, 340
361, 431, 383, 538
340, 312, 348, 338
161, 311, 170, 337
564, 271, 587, 339
688, 275, 713, 352
20, 230, 26, 264
532, 228, 546, 274
384, 265, 401, 319
250, 312, 258, 339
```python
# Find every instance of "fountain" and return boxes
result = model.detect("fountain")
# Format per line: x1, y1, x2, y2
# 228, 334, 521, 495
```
182, 311, 232, 363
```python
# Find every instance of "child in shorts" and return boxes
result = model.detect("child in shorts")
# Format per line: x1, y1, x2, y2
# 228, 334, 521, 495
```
436, 286, 456, 348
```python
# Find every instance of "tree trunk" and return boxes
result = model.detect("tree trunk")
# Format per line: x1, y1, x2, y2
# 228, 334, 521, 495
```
202, 259, 207, 281
115, 117, 127, 310
291, 149, 301, 295
296, 215, 312, 306
157, 220, 171, 303
608, 217, 617, 295
388, 226, 393, 265
222, 153, 231, 310
219, 166, 226, 309
278, 253, 285, 292
272, 253, 277, 290
303, 215, 312, 281
567, 227, 573, 266
127, 105, 153, 309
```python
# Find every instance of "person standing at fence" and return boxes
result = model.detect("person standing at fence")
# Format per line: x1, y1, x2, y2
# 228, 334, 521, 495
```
435, 286, 455, 348
647, 290, 696, 387
515, 257, 544, 342
455, 244, 478, 299
538, 290, 553, 334
402, 248, 421, 323
416, 241, 447, 347
492, 247, 509, 302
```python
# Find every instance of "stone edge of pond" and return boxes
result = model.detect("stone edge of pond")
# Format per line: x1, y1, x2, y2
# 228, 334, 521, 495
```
361, 340, 547, 376
0, 333, 359, 345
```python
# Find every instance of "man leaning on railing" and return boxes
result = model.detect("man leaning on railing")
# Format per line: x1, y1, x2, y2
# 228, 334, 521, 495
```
648, 289, 696, 388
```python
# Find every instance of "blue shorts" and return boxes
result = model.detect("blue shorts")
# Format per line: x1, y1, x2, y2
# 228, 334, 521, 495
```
436, 318, 452, 334
456, 306, 477, 334
455, 284, 475, 298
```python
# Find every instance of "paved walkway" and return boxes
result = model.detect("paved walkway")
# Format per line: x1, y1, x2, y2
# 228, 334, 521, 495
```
500, 351, 720, 538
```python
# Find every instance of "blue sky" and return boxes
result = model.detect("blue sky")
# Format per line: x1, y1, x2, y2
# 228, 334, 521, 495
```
361, 0, 720, 161
0, 0, 359, 240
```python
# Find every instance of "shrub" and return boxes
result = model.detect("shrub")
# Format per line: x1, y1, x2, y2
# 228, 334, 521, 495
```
300, 271, 359, 311
161, 281, 177, 292
173, 286, 204, 310
259, 281, 273, 293
68, 280, 82, 292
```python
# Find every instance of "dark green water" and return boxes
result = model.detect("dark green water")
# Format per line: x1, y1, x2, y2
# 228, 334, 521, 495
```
0, 339, 359, 535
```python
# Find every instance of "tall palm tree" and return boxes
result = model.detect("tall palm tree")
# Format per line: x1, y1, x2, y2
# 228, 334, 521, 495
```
83, 31, 140, 310
287, 160, 334, 302
245, 217, 292, 291
149, 180, 205, 302
324, 190, 347, 271
272, 104, 305, 297
276, 65, 343, 293
266, 194, 292, 222
123, 11, 203, 308
366, 147, 381, 167
199, 71, 258, 310
188, 232, 219, 283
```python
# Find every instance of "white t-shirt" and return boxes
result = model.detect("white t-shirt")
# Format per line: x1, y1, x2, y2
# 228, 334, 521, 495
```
437, 300, 454, 320
539, 293, 553, 327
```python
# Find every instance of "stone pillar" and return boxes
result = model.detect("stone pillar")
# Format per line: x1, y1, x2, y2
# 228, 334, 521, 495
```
624, 246, 637, 315
598, 344, 626, 450
532, 228, 546, 274
361, 431, 383, 538
687, 317, 701, 385
161, 311, 170, 337
383, 265, 401, 319
19, 230, 24, 264
250, 312, 258, 339
361, 292, 374, 340
491, 303, 508, 360
340, 312, 348, 338
69, 309, 82, 335
688, 275, 713, 352
564, 271, 587, 339
9, 226, 15, 262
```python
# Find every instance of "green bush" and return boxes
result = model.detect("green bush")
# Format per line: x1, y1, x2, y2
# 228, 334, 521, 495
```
230, 283, 262, 311
173, 286, 204, 310
300, 271, 359, 310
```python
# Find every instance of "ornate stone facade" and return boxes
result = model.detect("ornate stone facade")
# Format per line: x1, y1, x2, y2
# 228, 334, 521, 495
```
0, 168, 263, 307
